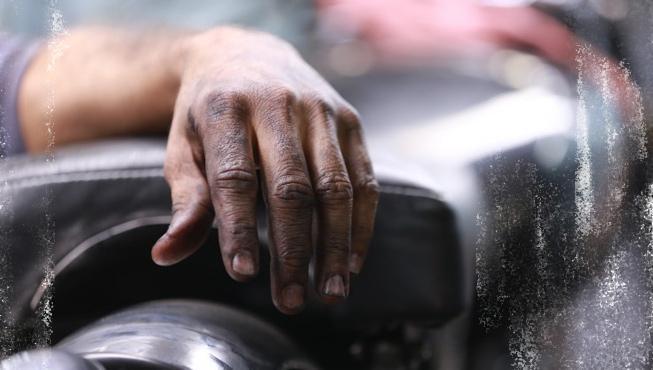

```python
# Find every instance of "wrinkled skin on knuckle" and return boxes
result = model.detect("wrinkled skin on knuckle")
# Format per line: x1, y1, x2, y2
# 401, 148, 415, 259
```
301, 94, 336, 121
218, 220, 258, 248
255, 85, 296, 107
356, 176, 380, 201
333, 105, 363, 136
224, 222, 257, 236
315, 173, 354, 205
270, 178, 315, 209
250, 85, 297, 129
337, 104, 361, 124
211, 166, 258, 193
171, 197, 194, 216
170, 182, 213, 213
276, 245, 311, 272
202, 111, 251, 157
318, 235, 350, 256
166, 197, 213, 235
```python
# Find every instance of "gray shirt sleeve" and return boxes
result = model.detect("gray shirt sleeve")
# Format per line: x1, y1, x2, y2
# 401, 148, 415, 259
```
0, 35, 41, 157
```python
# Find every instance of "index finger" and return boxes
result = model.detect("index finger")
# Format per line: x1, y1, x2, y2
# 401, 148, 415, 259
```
196, 92, 261, 282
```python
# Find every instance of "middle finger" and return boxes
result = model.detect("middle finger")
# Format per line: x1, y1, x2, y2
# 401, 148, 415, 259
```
253, 91, 314, 314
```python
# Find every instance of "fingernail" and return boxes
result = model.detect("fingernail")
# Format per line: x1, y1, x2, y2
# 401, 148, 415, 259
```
232, 252, 255, 276
349, 253, 363, 274
282, 284, 305, 310
324, 275, 347, 297
152, 255, 171, 267
151, 236, 174, 266
152, 254, 171, 266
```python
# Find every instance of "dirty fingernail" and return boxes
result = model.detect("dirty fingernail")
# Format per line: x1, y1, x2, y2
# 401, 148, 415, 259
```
232, 252, 256, 276
282, 284, 305, 310
324, 275, 347, 297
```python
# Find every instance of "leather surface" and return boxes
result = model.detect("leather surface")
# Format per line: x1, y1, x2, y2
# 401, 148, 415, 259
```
0, 139, 464, 337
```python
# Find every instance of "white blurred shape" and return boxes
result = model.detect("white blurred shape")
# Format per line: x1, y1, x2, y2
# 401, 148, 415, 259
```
589, 0, 629, 21
328, 41, 375, 77
533, 135, 571, 169
372, 87, 574, 166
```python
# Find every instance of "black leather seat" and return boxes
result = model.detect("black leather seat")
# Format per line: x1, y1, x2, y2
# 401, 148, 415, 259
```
0, 139, 464, 345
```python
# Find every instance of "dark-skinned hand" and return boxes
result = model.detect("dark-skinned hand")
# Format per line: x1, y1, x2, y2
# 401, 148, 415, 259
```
151, 27, 379, 314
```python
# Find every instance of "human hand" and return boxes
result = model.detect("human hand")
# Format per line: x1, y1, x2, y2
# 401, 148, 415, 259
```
151, 27, 379, 314
318, 0, 577, 69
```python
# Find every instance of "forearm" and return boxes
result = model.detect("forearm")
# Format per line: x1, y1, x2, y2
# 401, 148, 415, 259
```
18, 27, 191, 152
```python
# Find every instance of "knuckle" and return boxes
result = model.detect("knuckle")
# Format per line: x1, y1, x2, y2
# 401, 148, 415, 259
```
212, 166, 257, 192
196, 90, 249, 126
251, 85, 296, 128
277, 246, 310, 270
302, 94, 335, 120
171, 199, 188, 216
338, 107, 362, 134
167, 200, 213, 240
171, 194, 212, 218
323, 239, 350, 256
338, 105, 361, 123
271, 178, 314, 208
315, 173, 353, 204
220, 221, 257, 238
258, 85, 296, 106
356, 177, 380, 201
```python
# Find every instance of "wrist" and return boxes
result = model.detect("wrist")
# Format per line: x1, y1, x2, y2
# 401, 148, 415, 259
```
168, 29, 202, 85
177, 26, 298, 80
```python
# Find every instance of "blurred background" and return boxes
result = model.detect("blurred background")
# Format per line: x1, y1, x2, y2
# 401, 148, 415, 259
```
1, 0, 652, 369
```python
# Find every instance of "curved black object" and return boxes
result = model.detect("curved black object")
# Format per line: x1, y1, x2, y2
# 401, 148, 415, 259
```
0, 139, 464, 344
56, 299, 316, 370
2, 299, 315, 370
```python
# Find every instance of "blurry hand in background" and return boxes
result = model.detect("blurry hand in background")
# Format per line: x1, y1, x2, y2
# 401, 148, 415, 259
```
318, 0, 577, 69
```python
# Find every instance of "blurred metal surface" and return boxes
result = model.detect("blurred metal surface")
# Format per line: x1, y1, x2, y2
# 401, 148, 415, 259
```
56, 300, 317, 370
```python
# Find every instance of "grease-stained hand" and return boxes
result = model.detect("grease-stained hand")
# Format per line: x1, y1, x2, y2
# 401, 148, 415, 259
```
151, 27, 379, 314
